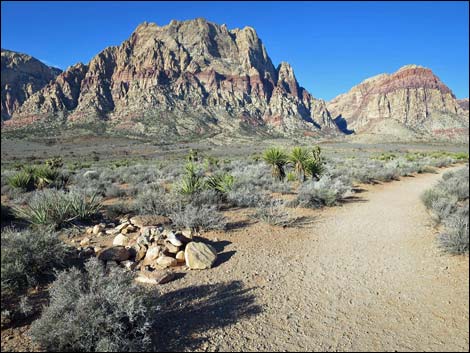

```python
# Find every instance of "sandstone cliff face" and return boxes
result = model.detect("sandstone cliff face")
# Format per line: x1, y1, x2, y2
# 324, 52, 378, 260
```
1, 49, 61, 120
327, 65, 468, 140
8, 19, 337, 137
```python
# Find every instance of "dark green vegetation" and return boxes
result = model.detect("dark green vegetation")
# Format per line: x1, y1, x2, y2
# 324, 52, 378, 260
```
422, 168, 469, 254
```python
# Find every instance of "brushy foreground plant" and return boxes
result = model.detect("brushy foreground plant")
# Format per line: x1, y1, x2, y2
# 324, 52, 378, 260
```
1, 227, 70, 295
29, 258, 156, 352
289, 175, 352, 208
14, 189, 102, 229
170, 204, 227, 232
251, 200, 298, 227
421, 166, 469, 255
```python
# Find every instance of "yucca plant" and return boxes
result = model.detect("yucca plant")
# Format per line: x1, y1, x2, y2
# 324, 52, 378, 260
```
289, 147, 311, 182
32, 165, 60, 189
180, 162, 204, 195
305, 158, 324, 180
205, 173, 235, 194
7, 171, 34, 191
263, 147, 288, 181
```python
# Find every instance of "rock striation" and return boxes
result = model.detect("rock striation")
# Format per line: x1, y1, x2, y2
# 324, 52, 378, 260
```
6, 19, 338, 138
327, 65, 469, 140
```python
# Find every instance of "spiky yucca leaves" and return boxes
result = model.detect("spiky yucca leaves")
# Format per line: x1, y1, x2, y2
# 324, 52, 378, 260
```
305, 158, 324, 180
180, 162, 204, 195
205, 173, 235, 194
33, 165, 60, 189
263, 147, 289, 181
289, 147, 310, 182
7, 171, 34, 191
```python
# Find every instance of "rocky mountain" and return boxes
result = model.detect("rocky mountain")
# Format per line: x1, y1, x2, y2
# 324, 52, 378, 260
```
327, 65, 469, 141
1, 49, 62, 120
457, 98, 469, 112
4, 19, 338, 139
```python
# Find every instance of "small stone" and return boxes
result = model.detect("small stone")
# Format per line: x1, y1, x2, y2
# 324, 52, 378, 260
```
115, 222, 129, 232
80, 237, 91, 247
134, 244, 147, 262
121, 227, 130, 235
156, 256, 178, 268
92, 224, 102, 235
135, 270, 176, 285
97, 246, 130, 262
142, 245, 162, 266
165, 240, 180, 254
113, 233, 129, 246
181, 229, 193, 239
106, 229, 119, 235
185, 242, 217, 270
140, 226, 158, 237
166, 231, 183, 247
175, 250, 185, 263
86, 227, 93, 235
122, 260, 137, 271
94, 246, 102, 253
97, 231, 105, 237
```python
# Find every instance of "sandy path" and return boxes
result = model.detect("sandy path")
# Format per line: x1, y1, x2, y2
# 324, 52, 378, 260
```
157, 166, 469, 352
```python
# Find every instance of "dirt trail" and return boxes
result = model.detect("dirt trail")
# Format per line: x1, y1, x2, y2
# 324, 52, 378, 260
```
159, 167, 470, 351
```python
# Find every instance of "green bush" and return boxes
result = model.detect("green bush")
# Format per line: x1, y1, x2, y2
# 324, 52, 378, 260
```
14, 189, 102, 229
29, 258, 155, 352
1, 228, 70, 295
7, 171, 34, 191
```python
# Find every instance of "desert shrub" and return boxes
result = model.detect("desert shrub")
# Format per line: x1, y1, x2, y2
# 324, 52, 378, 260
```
105, 203, 133, 220
189, 189, 225, 209
170, 204, 227, 232
227, 184, 270, 208
1, 228, 70, 295
29, 258, 155, 352
14, 189, 102, 229
133, 185, 181, 216
289, 175, 352, 208
251, 200, 293, 227
422, 167, 469, 254
105, 184, 127, 198
286, 171, 297, 182
438, 213, 469, 255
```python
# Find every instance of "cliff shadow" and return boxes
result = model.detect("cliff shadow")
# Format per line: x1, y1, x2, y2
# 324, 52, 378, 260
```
334, 115, 355, 135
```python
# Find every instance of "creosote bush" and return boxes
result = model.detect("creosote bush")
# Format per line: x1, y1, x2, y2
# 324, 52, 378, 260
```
170, 204, 227, 232
421, 166, 469, 255
29, 258, 155, 352
1, 227, 70, 295
289, 175, 352, 208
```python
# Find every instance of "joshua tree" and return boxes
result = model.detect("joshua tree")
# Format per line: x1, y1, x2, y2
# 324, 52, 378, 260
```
263, 147, 288, 181
289, 147, 310, 182
306, 146, 324, 180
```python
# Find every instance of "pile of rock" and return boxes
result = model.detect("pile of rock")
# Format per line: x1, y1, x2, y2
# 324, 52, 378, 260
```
81, 215, 218, 284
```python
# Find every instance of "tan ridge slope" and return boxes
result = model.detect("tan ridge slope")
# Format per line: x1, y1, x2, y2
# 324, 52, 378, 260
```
327, 65, 469, 141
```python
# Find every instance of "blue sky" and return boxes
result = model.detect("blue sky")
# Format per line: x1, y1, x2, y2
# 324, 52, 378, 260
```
1, 1, 468, 100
